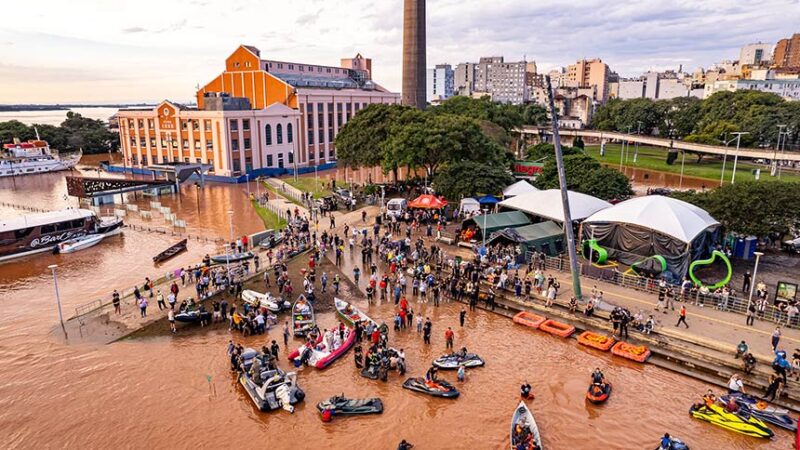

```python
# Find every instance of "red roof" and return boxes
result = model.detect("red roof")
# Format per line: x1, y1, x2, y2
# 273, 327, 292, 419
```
408, 194, 448, 209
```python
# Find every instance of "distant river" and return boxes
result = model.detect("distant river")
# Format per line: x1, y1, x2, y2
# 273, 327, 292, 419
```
0, 107, 127, 125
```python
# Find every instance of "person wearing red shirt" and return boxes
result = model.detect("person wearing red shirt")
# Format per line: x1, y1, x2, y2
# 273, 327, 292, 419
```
399, 297, 409, 312
241, 235, 248, 251
445, 327, 455, 349
371, 329, 380, 344
399, 309, 407, 329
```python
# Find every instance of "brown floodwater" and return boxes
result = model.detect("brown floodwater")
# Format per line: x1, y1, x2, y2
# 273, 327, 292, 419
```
0, 155, 792, 449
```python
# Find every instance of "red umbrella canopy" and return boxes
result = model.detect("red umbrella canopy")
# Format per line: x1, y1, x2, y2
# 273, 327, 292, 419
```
408, 194, 448, 209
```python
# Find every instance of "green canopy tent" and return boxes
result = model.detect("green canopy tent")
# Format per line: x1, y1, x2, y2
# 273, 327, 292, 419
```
487, 220, 565, 257
461, 211, 531, 241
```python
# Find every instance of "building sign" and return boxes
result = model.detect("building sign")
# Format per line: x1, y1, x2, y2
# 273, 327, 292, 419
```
158, 102, 177, 130
513, 161, 544, 179
775, 281, 798, 305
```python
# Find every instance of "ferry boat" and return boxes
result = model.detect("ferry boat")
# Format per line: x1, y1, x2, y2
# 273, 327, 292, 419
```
1, 138, 81, 177
0, 209, 123, 263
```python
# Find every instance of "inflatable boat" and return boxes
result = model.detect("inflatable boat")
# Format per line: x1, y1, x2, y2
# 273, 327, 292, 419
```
586, 383, 612, 404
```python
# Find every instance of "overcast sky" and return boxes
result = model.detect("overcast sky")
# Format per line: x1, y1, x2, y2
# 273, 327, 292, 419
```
0, 0, 797, 104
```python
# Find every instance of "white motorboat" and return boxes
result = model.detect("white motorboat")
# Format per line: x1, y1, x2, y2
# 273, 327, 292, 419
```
242, 289, 290, 312
56, 234, 105, 254
1, 137, 80, 177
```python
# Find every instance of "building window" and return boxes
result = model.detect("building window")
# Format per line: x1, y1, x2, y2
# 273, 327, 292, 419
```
172, 139, 178, 149
138, 119, 144, 128
319, 149, 324, 159
319, 129, 324, 144
267, 154, 273, 167
245, 157, 252, 172
150, 138, 156, 147
276, 124, 283, 144
244, 138, 251, 149
265, 124, 272, 145
184, 157, 190, 163
194, 141, 201, 150
140, 138, 146, 147
229, 120, 238, 132
204, 119, 212, 130
232, 139, 239, 151
337, 103, 343, 129
206, 141, 212, 150
287, 123, 293, 143
147, 119, 155, 128
141, 155, 148, 165
329, 147, 335, 158
182, 120, 188, 130
346, 103, 352, 121
207, 160, 214, 170
233, 159, 241, 172
306, 103, 314, 145
242, 119, 250, 131
288, 152, 294, 164
193, 120, 199, 130
278, 153, 284, 168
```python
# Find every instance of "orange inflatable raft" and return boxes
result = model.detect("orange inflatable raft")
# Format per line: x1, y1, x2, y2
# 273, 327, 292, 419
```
512, 311, 546, 329
538, 319, 575, 338
611, 341, 651, 363
577, 331, 616, 352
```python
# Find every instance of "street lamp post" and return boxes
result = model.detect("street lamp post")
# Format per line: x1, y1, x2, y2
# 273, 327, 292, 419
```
226, 210, 234, 279
633, 121, 642, 163
679, 150, 686, 190
747, 251, 764, 306
194, 183, 201, 213
729, 132, 749, 184
245, 173, 251, 198
587, 225, 595, 264
774, 124, 786, 178
48, 264, 68, 339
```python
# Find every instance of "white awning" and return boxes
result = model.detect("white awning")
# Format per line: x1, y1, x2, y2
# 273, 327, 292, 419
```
499, 189, 611, 222
502, 180, 539, 197
583, 195, 719, 243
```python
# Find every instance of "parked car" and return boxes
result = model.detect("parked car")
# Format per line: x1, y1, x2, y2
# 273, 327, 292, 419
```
782, 237, 800, 254
386, 198, 408, 219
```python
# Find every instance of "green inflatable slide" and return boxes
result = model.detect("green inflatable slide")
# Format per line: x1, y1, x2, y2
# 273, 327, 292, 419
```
688, 250, 733, 290
582, 239, 608, 265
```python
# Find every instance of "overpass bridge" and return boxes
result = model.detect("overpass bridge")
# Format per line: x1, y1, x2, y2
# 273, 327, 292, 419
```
518, 126, 800, 162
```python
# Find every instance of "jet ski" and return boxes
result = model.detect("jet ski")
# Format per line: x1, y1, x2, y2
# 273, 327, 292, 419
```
720, 394, 796, 432
655, 436, 689, 450
174, 309, 212, 323
402, 377, 459, 398
586, 383, 612, 404
316, 395, 384, 416
689, 403, 773, 439
432, 350, 485, 370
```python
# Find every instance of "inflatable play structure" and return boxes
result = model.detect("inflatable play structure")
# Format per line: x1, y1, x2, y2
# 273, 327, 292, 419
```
581, 239, 608, 265
688, 250, 733, 290
581, 196, 721, 282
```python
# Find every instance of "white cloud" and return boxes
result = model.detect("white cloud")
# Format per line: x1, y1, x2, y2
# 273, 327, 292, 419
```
0, 0, 797, 103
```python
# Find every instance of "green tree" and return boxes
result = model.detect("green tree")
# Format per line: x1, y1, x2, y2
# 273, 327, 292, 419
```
0, 120, 35, 143
433, 160, 514, 199
672, 182, 800, 237
522, 104, 548, 126
535, 154, 633, 201
429, 96, 523, 132
0, 114, 116, 154
525, 143, 581, 161
656, 96, 702, 137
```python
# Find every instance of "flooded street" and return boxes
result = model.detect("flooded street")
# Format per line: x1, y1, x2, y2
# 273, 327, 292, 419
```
0, 157, 793, 449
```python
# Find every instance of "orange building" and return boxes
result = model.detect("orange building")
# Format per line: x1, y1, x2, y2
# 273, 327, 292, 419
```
118, 45, 399, 178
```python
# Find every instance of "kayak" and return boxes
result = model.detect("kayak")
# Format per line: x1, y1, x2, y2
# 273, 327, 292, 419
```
242, 289, 290, 313
334, 297, 375, 327
586, 383, 612, 404
211, 251, 254, 264
611, 341, 651, 363
577, 331, 615, 352
291, 295, 316, 336
402, 377, 460, 399
432, 352, 485, 370
689, 403, 773, 439
510, 401, 543, 450
721, 394, 796, 432
512, 311, 546, 329
317, 395, 384, 416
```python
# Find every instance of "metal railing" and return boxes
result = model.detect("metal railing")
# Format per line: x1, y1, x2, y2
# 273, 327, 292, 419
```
522, 253, 798, 328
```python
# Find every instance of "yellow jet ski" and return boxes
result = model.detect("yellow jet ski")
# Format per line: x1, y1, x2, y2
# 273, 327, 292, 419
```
689, 403, 773, 439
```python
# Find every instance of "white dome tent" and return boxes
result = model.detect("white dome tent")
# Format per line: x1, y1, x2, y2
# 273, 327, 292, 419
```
502, 180, 539, 198
582, 196, 720, 279
498, 189, 611, 223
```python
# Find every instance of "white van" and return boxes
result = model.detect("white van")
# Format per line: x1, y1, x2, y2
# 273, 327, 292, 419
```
386, 198, 408, 219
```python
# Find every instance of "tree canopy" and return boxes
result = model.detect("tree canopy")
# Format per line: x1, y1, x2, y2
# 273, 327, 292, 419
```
671, 181, 800, 237
591, 91, 799, 148
534, 154, 633, 201
0, 112, 118, 154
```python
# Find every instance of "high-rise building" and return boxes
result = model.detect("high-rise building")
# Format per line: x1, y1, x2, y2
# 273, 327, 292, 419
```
402, 0, 427, 109
739, 42, 773, 66
426, 64, 454, 102
117, 45, 399, 178
455, 56, 528, 104
774, 33, 800, 68
566, 58, 609, 102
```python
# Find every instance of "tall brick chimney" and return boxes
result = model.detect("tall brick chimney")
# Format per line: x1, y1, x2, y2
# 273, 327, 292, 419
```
402, 0, 426, 109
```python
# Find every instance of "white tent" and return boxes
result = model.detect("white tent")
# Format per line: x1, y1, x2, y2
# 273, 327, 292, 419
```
502, 180, 539, 198
583, 195, 719, 243
499, 189, 611, 222
458, 198, 481, 216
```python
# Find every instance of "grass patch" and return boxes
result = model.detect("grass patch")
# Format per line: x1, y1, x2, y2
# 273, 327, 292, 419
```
251, 199, 287, 231
262, 181, 306, 208
283, 176, 352, 199
585, 144, 800, 183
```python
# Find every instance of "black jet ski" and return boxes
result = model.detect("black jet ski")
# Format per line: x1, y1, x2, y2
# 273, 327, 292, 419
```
317, 395, 384, 415
586, 383, 612, 404
655, 436, 689, 450
721, 393, 797, 432
402, 377, 459, 398
432, 351, 485, 370
174, 309, 212, 323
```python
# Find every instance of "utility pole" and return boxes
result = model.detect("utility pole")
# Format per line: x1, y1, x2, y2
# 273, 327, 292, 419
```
48, 264, 68, 340
545, 75, 582, 300
633, 121, 642, 163
729, 132, 749, 184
